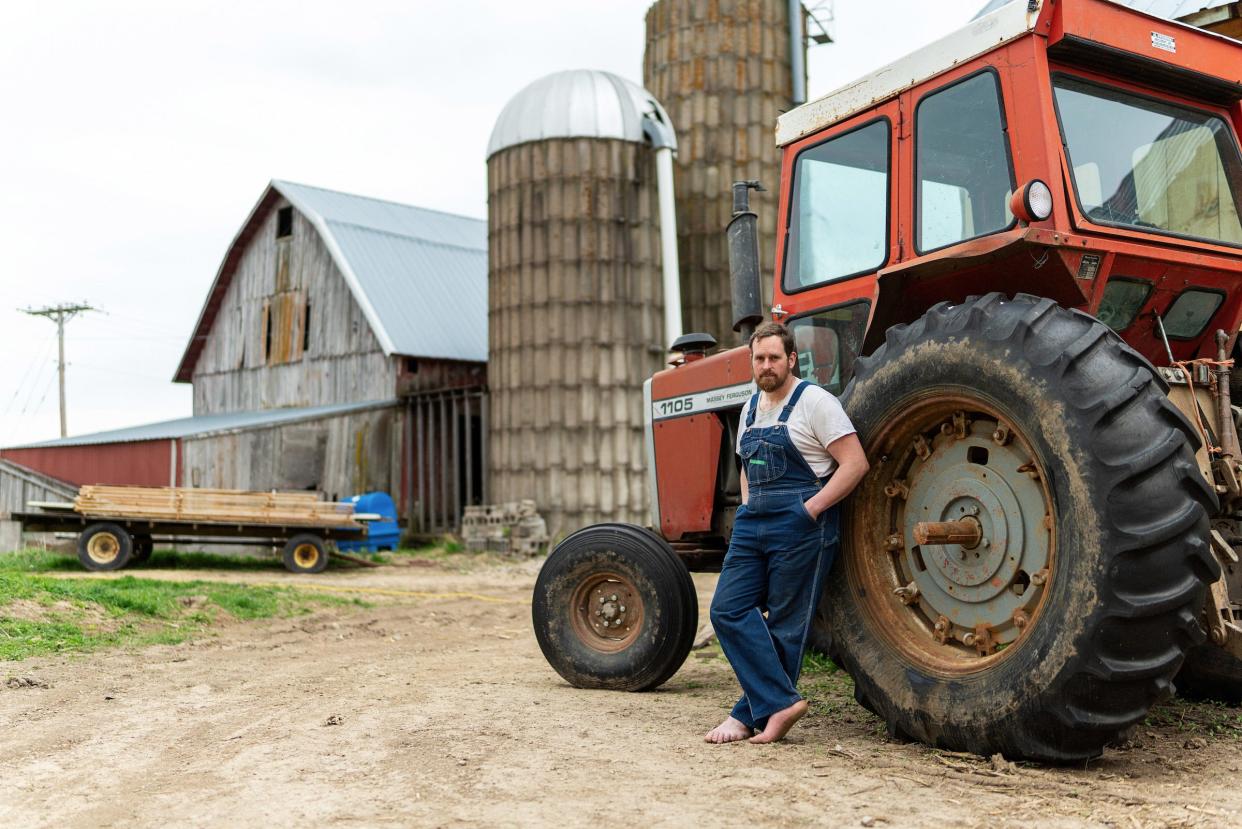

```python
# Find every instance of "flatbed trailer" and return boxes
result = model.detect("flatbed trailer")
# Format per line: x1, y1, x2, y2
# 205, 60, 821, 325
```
12, 485, 371, 574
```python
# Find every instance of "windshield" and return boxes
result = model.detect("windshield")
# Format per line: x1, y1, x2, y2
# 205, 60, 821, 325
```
1053, 76, 1242, 247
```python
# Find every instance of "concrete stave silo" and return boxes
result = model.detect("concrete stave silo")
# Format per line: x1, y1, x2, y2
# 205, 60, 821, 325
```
487, 70, 677, 538
644, 0, 806, 344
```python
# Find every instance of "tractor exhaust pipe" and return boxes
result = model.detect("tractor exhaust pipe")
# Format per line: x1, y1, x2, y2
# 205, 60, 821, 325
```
727, 180, 765, 344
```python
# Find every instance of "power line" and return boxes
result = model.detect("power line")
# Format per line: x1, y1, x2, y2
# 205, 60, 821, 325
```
20, 302, 98, 437
27, 368, 57, 417
2, 336, 55, 419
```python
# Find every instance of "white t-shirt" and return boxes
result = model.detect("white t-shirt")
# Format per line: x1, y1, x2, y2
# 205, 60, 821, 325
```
736, 382, 856, 479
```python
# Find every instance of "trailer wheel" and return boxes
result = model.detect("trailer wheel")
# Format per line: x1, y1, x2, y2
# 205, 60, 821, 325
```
829, 293, 1219, 762
533, 523, 697, 691
78, 523, 134, 571
282, 534, 329, 574
130, 535, 153, 565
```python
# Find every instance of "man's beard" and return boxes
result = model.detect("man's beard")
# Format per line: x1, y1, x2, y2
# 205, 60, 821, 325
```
756, 368, 785, 392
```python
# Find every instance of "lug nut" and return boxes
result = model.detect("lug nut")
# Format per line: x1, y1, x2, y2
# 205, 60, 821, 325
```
610, 594, 618, 602
619, 605, 626, 613
893, 583, 920, 605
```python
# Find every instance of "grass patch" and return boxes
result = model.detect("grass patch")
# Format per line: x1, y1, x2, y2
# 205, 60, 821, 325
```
0, 569, 366, 662
0, 548, 284, 573
1145, 696, 1242, 739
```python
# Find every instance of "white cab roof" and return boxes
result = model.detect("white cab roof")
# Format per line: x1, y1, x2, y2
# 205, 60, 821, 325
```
776, 1, 1043, 147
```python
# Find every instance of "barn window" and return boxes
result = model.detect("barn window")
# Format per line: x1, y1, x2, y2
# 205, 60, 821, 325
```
263, 302, 273, 362
302, 300, 311, 354
277, 206, 293, 239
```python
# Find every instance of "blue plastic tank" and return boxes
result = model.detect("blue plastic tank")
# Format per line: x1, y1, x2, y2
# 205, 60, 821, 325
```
337, 492, 400, 553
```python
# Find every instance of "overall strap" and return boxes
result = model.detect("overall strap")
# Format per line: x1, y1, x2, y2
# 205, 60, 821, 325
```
744, 392, 761, 427
778, 381, 810, 423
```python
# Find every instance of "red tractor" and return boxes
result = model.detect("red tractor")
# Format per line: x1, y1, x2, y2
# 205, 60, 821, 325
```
533, 0, 1242, 762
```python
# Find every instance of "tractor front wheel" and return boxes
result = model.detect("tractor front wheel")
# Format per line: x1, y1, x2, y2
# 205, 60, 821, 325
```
828, 293, 1219, 762
533, 523, 697, 691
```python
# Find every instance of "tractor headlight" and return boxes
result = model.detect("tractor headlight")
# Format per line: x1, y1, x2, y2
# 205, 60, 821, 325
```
1010, 179, 1053, 223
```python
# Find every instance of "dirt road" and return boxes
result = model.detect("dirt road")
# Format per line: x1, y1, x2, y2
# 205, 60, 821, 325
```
3, 557, 1241, 828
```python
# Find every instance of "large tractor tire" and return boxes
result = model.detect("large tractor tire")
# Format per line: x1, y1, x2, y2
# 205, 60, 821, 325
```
533, 523, 698, 691
826, 293, 1219, 762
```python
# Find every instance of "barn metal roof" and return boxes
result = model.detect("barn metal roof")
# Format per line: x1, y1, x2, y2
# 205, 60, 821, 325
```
6, 399, 399, 449
487, 69, 676, 157
974, 0, 1237, 20
174, 181, 487, 383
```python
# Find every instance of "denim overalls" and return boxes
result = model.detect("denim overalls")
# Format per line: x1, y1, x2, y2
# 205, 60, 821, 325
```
709, 380, 840, 731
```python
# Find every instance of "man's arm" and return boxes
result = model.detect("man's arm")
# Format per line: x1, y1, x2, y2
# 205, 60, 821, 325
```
803, 433, 869, 519
740, 468, 748, 506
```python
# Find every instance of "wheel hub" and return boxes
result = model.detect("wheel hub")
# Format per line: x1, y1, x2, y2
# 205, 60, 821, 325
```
570, 573, 644, 653
860, 400, 1056, 670
293, 544, 319, 568
87, 532, 120, 564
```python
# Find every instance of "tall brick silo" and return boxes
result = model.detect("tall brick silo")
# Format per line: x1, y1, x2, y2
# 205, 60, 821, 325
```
644, 0, 807, 343
487, 70, 679, 538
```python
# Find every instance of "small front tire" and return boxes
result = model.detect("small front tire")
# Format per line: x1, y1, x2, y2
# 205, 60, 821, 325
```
533, 523, 697, 691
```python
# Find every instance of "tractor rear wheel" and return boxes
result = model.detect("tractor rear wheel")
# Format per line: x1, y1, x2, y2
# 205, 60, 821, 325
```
533, 523, 697, 691
827, 293, 1219, 762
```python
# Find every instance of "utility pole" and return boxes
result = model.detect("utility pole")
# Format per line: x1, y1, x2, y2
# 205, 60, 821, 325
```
21, 303, 96, 437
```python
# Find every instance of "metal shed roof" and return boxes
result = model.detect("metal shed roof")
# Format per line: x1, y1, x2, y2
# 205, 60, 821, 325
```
6, 399, 399, 449
974, 0, 1237, 20
487, 69, 676, 157
174, 181, 487, 383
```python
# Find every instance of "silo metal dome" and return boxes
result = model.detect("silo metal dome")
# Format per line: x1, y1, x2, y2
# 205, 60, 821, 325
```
487, 69, 674, 536
487, 69, 677, 158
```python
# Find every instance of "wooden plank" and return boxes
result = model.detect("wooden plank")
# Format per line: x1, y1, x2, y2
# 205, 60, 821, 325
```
73, 485, 358, 528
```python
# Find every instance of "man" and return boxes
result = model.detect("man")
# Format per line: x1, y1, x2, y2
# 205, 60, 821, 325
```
705, 321, 869, 745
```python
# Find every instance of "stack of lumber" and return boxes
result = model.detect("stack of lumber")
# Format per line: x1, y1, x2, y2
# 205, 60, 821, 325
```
74, 486, 358, 527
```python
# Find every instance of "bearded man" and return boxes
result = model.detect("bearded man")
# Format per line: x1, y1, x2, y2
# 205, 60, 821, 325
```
705, 321, 869, 745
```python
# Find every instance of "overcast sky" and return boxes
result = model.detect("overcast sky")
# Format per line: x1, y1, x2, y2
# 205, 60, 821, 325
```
0, 0, 982, 446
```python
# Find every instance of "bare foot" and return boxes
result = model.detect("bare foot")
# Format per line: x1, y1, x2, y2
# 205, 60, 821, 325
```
704, 716, 753, 744
748, 699, 808, 744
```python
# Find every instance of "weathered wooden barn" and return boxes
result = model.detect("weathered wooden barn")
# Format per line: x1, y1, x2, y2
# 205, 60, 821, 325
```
2, 181, 488, 540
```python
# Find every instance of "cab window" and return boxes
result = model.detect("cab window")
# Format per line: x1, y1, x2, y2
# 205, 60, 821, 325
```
1053, 76, 1242, 246
783, 120, 890, 292
916, 71, 1015, 252
787, 301, 871, 396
